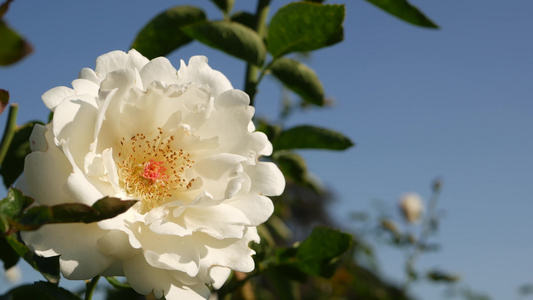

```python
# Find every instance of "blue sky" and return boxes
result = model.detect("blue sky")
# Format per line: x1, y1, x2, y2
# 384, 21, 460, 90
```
1, 0, 532, 299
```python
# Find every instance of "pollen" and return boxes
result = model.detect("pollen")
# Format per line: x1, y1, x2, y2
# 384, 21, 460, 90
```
116, 128, 195, 213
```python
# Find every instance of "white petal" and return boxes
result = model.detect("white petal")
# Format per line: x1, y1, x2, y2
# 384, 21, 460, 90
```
194, 153, 247, 180
177, 56, 232, 98
225, 194, 274, 226
97, 229, 138, 260
95, 49, 149, 75
209, 266, 231, 290
149, 218, 192, 237
53, 96, 98, 168
214, 89, 250, 109
71, 78, 99, 96
140, 57, 179, 89
99, 68, 139, 92
98, 208, 143, 249
13, 173, 32, 197
100, 261, 124, 277
198, 228, 258, 273
250, 131, 273, 156
62, 143, 104, 206
28, 123, 47, 152
101, 147, 120, 191
24, 126, 72, 206
224, 177, 245, 199
166, 283, 210, 300
124, 253, 173, 297
144, 250, 199, 277
42, 86, 75, 111
183, 204, 247, 239
245, 162, 285, 196
21, 223, 114, 280
78, 67, 101, 84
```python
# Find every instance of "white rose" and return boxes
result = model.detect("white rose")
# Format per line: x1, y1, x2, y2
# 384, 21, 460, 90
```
398, 193, 423, 223
18, 49, 285, 299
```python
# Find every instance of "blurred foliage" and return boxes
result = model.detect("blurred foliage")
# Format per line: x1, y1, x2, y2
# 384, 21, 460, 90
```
131, 6, 206, 59
365, 0, 439, 28
0, 0, 32, 66
0, 120, 42, 187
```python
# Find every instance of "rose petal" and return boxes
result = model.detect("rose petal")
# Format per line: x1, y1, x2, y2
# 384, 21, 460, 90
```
140, 57, 179, 89
209, 266, 231, 290
225, 194, 274, 226
28, 123, 47, 152
24, 126, 72, 206
177, 56, 232, 98
95, 49, 149, 75
21, 223, 114, 280
123, 253, 174, 298
41, 86, 75, 112
166, 283, 210, 300
245, 162, 286, 196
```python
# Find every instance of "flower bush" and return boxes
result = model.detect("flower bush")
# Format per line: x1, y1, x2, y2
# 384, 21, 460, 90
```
0, 1, 450, 299
17, 49, 285, 299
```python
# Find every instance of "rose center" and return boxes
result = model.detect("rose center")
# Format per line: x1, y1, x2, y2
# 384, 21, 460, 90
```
116, 128, 194, 213
142, 159, 168, 182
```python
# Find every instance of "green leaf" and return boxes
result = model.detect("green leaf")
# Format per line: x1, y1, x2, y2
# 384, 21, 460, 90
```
366, 0, 439, 28
0, 89, 8, 115
0, 189, 33, 233
230, 11, 256, 29
182, 21, 266, 66
210, 0, 234, 15
270, 58, 325, 106
0, 235, 19, 269
0, 121, 43, 189
273, 151, 307, 184
278, 226, 353, 278
14, 197, 137, 231
292, 226, 352, 277
0, 1, 10, 19
426, 270, 460, 282
267, 3, 344, 57
274, 125, 353, 151
131, 6, 207, 59
5, 234, 60, 283
0, 281, 80, 300
264, 268, 299, 300
0, 20, 32, 66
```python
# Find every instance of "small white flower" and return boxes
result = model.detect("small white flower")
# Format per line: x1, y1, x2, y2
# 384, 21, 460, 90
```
398, 193, 423, 223
18, 50, 285, 299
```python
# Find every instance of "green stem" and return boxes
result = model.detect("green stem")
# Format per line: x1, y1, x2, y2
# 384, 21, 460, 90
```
244, 0, 271, 106
402, 182, 441, 291
85, 276, 100, 300
0, 104, 19, 167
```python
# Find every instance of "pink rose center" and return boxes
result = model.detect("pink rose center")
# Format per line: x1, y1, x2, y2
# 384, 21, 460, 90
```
142, 159, 168, 182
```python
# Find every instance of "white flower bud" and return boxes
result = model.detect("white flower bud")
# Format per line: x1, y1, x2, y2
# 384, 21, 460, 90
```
399, 193, 423, 223
4, 266, 22, 283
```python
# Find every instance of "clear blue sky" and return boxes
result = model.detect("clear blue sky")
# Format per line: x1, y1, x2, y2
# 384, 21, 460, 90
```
1, 1, 532, 299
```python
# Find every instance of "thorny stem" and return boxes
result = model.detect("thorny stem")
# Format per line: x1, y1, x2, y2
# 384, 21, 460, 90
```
244, 0, 271, 106
85, 276, 100, 300
402, 180, 442, 291
0, 104, 19, 167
